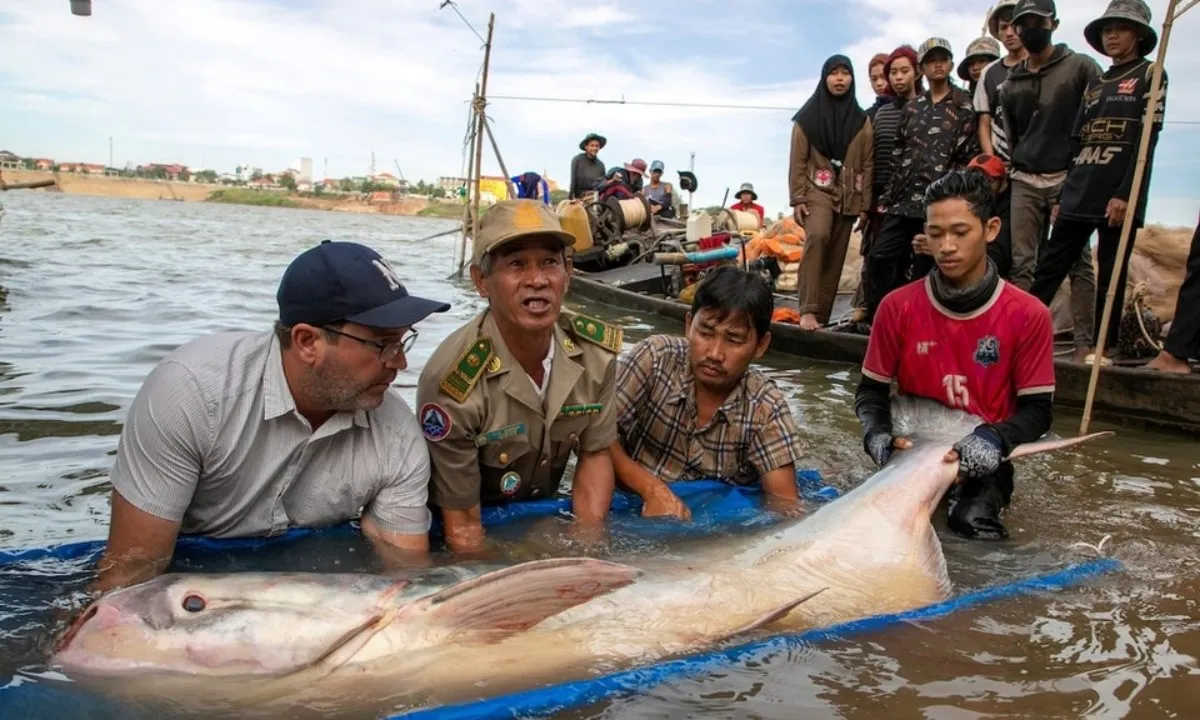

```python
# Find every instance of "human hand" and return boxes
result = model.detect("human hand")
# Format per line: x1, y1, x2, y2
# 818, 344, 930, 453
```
944, 425, 1004, 481
793, 204, 809, 226
642, 483, 691, 521
912, 233, 930, 256
1105, 198, 1128, 227
853, 212, 870, 234
864, 429, 912, 467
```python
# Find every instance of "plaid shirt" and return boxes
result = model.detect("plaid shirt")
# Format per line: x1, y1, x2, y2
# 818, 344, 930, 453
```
615, 335, 804, 484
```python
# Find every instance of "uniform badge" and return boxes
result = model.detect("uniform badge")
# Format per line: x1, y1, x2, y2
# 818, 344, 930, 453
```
439, 338, 494, 402
419, 403, 452, 442
474, 422, 527, 448
500, 471, 521, 496
571, 314, 623, 353
814, 169, 834, 188
560, 403, 603, 417
975, 336, 1001, 368
562, 337, 577, 352
486, 355, 502, 373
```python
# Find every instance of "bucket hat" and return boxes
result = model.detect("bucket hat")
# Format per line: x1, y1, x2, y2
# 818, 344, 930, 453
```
735, 182, 758, 201
987, 0, 1021, 39
1085, 0, 1157, 57
579, 133, 607, 152
957, 36, 1002, 81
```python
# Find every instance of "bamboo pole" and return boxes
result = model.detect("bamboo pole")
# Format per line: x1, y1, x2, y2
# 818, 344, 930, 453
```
460, 12, 496, 278
1079, 0, 1186, 434
455, 97, 479, 275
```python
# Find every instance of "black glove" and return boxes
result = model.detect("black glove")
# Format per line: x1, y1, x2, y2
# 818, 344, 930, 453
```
864, 428, 895, 467
952, 425, 1005, 480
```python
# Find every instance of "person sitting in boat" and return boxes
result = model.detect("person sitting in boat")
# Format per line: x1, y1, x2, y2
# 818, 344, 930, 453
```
611, 266, 805, 521
93, 241, 452, 592
730, 182, 766, 228
570, 132, 607, 200
624, 158, 647, 194
855, 169, 1055, 541
596, 167, 636, 202
416, 200, 622, 554
641, 160, 676, 218
510, 171, 551, 206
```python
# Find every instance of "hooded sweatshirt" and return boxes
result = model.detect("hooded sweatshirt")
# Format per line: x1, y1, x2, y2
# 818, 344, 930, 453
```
998, 44, 1102, 176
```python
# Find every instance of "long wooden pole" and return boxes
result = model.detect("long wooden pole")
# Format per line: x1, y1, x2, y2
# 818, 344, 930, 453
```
455, 94, 479, 276
1080, 0, 1184, 434
461, 12, 496, 278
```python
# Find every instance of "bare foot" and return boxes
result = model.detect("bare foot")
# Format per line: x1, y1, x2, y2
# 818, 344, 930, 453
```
799, 313, 821, 331
1145, 351, 1192, 374
1072, 346, 1092, 363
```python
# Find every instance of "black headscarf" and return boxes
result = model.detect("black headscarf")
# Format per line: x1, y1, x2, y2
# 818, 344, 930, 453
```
791, 54, 868, 163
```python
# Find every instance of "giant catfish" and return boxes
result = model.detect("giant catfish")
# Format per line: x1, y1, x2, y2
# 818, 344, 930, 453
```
48, 397, 1112, 718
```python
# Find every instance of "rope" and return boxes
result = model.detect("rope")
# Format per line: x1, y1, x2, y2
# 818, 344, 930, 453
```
618, 197, 649, 230
486, 93, 1200, 125
1132, 281, 1165, 351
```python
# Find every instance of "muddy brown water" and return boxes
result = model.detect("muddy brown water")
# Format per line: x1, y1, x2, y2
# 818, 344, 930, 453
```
0, 193, 1196, 719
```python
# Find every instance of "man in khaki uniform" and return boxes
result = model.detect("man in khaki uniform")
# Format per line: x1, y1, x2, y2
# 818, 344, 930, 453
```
416, 199, 622, 553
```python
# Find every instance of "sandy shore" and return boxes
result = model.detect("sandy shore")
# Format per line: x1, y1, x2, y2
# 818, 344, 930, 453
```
0, 169, 456, 218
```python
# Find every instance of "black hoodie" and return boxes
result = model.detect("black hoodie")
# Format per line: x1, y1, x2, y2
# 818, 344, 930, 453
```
999, 44, 1102, 175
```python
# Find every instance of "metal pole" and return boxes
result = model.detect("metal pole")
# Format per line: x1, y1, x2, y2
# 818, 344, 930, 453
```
1080, 0, 1181, 434
463, 12, 496, 278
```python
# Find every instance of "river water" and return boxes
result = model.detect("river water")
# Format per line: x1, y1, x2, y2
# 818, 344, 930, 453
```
0, 193, 1196, 719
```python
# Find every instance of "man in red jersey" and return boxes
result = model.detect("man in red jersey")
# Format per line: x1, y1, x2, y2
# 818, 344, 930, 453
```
854, 170, 1055, 540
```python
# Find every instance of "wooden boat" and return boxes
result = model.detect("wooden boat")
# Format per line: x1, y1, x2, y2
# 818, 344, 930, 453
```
568, 264, 1200, 436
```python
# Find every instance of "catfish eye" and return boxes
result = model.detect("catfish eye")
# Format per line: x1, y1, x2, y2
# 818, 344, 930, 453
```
181, 593, 206, 612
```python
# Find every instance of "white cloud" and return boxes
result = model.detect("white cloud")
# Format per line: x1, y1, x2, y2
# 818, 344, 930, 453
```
0, 0, 1196, 225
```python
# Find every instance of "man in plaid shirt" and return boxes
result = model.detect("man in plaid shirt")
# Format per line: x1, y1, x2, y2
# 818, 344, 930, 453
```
611, 267, 806, 520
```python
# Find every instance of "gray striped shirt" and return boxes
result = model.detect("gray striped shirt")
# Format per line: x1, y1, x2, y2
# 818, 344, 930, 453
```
871, 100, 905, 203
975, 58, 1014, 162
109, 331, 431, 538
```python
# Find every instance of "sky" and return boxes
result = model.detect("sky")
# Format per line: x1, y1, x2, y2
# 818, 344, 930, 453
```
1, 0, 1197, 226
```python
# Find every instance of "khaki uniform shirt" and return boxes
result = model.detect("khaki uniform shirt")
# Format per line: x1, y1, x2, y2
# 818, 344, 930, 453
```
415, 310, 621, 509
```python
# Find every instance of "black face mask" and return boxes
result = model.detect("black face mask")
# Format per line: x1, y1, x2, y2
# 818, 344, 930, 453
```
1019, 26, 1053, 54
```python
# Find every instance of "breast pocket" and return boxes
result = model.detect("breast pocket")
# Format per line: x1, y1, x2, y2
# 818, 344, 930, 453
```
548, 416, 592, 460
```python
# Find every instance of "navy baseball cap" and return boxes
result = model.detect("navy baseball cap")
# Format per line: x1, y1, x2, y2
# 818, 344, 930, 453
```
277, 240, 450, 329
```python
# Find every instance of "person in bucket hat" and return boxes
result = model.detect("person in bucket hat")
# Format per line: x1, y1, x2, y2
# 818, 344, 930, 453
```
623, 158, 648, 193
569, 132, 607, 199
417, 200, 624, 553
1030, 0, 1168, 367
730, 182, 765, 227
1084, 0, 1158, 58
976, 0, 1028, 162
957, 36, 1001, 89
95, 241, 452, 590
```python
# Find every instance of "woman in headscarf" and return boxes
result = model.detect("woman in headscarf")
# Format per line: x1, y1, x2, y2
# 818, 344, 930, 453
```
789, 54, 874, 331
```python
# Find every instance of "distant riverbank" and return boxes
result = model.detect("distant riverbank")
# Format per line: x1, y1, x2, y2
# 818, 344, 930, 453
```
0, 170, 468, 219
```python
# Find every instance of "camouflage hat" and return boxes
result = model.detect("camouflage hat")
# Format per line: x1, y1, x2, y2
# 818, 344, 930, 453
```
917, 37, 954, 65
987, 0, 1021, 39
957, 36, 1002, 81
1085, 0, 1157, 58
472, 199, 576, 267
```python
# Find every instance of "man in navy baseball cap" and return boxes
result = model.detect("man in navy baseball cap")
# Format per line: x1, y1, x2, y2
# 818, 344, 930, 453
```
93, 242, 453, 594
278, 240, 450, 330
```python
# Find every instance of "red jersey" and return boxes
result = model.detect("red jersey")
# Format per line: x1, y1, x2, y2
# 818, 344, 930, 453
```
862, 277, 1056, 424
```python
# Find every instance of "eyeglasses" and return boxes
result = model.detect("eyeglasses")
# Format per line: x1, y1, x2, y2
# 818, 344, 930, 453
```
322, 326, 418, 363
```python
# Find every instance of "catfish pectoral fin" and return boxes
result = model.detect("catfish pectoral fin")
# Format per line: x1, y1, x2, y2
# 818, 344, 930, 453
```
718, 587, 829, 642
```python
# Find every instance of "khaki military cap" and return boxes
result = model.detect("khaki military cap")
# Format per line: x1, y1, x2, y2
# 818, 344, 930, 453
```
472, 199, 576, 266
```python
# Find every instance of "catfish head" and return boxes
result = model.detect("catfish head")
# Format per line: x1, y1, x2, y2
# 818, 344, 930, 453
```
51, 572, 413, 678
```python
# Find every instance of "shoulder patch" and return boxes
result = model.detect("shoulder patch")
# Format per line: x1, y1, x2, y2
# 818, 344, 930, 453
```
419, 403, 452, 442
571, 314, 623, 353
439, 338, 494, 403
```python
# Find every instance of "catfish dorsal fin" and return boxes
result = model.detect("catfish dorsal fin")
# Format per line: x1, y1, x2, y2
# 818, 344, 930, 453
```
1004, 430, 1114, 461
416, 557, 642, 642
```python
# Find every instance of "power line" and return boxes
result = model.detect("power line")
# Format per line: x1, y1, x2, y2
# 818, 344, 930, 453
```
439, 0, 486, 46
488, 93, 1200, 125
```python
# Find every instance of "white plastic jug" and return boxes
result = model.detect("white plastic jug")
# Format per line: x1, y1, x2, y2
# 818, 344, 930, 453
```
686, 211, 712, 243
